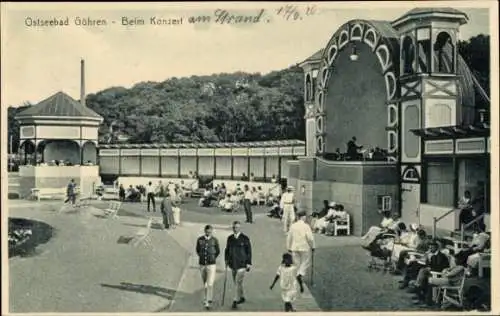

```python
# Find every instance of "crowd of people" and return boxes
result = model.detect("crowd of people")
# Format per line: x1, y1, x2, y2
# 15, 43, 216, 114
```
87, 175, 490, 311
360, 210, 491, 309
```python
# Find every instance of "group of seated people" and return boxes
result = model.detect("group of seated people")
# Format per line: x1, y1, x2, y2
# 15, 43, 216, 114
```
361, 210, 491, 309
310, 201, 349, 235
197, 182, 276, 211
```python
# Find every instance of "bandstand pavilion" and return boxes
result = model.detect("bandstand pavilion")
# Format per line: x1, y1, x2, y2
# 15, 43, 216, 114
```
15, 90, 103, 198
292, 8, 491, 235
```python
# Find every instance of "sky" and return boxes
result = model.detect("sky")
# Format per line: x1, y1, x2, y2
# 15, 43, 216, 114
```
1, 2, 493, 107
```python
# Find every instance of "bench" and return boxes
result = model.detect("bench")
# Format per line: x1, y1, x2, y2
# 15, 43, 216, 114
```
31, 188, 67, 201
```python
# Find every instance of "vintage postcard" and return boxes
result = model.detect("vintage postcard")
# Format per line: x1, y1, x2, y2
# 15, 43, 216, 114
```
1, 1, 498, 315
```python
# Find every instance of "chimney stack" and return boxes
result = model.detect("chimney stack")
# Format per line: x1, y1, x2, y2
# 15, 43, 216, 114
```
80, 59, 85, 107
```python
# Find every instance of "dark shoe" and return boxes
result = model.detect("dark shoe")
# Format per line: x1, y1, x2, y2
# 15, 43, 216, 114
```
231, 301, 238, 309
237, 298, 246, 304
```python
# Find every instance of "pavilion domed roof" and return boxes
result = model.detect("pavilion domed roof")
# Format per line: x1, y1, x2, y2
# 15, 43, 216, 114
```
16, 91, 102, 119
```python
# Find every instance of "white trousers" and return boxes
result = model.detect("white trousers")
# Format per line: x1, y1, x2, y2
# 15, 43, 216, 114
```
172, 207, 181, 225
231, 268, 246, 301
200, 264, 217, 302
292, 251, 311, 277
283, 205, 295, 233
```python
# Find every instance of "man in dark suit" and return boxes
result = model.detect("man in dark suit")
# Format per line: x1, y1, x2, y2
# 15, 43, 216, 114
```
411, 240, 450, 306
196, 225, 221, 310
346, 136, 363, 160
224, 221, 252, 310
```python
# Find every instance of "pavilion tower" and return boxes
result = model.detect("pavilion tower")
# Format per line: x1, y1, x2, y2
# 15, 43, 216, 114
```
391, 8, 470, 225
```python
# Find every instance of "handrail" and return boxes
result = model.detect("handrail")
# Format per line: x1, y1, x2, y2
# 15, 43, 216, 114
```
432, 208, 456, 238
460, 214, 486, 244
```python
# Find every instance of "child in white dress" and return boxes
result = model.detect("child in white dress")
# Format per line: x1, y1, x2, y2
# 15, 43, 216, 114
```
270, 253, 303, 312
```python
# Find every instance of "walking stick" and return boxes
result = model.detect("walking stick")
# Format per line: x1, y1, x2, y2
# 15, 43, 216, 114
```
310, 250, 315, 286
222, 265, 228, 306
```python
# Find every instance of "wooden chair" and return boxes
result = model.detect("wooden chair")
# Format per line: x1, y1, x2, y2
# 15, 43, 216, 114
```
103, 201, 122, 219
333, 214, 351, 236
75, 194, 92, 208
478, 251, 491, 278
438, 272, 467, 309
131, 217, 153, 247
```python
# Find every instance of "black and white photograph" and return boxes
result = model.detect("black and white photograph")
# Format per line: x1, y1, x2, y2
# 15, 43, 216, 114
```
1, 1, 498, 314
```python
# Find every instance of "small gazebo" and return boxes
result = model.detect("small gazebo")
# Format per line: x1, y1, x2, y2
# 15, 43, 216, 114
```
15, 89, 103, 197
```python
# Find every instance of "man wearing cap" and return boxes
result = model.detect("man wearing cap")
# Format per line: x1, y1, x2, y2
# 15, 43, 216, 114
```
280, 186, 296, 233
287, 211, 315, 291
196, 224, 221, 310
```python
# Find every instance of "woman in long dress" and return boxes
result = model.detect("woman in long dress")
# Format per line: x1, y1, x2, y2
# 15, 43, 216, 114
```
171, 188, 182, 228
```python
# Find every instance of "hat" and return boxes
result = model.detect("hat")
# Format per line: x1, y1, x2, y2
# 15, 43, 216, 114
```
409, 223, 419, 232
329, 201, 337, 208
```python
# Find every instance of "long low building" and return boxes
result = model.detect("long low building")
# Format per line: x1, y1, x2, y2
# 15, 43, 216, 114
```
98, 140, 305, 181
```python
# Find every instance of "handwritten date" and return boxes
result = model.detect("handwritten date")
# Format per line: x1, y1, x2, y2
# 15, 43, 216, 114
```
275, 4, 317, 21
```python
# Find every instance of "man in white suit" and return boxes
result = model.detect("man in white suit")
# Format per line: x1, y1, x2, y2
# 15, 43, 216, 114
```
280, 186, 296, 233
287, 211, 315, 291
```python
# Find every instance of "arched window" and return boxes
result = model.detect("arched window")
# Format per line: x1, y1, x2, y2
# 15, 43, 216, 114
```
434, 32, 454, 74
402, 36, 415, 75
402, 166, 420, 182
305, 75, 312, 101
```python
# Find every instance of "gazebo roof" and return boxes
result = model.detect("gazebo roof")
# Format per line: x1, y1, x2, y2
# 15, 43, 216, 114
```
392, 7, 468, 26
15, 91, 102, 119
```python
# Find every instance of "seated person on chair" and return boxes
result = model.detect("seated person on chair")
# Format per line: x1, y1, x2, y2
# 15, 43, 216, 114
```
126, 185, 141, 202
313, 202, 337, 233
396, 229, 429, 274
325, 204, 348, 236
219, 194, 234, 212
199, 189, 214, 207
400, 239, 447, 290
361, 211, 394, 246
466, 236, 490, 276
455, 228, 490, 276
423, 252, 468, 306
392, 224, 420, 265
267, 200, 282, 219
312, 200, 329, 219
410, 241, 452, 306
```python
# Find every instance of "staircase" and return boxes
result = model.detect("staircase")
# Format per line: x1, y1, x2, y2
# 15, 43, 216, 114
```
8, 172, 21, 198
